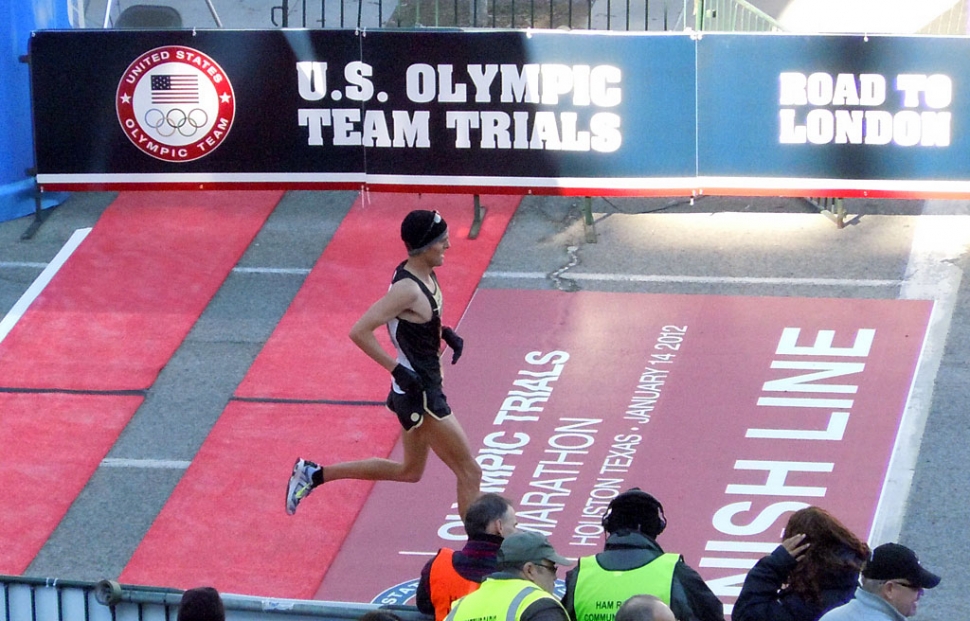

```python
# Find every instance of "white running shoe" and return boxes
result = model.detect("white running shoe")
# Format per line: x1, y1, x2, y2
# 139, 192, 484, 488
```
285, 458, 321, 515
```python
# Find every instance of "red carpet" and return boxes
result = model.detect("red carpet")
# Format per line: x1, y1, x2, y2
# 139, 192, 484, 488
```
0, 190, 282, 575
0, 191, 284, 390
0, 393, 143, 574
120, 400, 400, 597
124, 192, 521, 598
235, 192, 521, 402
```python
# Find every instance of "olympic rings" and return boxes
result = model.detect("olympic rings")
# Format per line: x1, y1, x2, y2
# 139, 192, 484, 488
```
142, 107, 210, 139
182, 108, 209, 136
166, 108, 187, 129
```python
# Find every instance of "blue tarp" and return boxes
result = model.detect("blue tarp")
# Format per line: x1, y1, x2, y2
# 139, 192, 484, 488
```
2, 0, 71, 222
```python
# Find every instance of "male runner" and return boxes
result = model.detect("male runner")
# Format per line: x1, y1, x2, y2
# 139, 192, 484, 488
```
285, 209, 483, 519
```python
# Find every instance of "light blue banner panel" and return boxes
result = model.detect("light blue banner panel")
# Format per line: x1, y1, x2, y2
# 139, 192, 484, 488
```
696, 33, 970, 196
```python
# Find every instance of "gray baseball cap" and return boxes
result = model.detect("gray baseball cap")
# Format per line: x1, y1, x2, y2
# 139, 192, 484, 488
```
498, 531, 573, 566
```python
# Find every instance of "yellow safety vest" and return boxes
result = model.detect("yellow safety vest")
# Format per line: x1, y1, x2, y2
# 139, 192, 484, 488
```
446, 577, 563, 621
572, 553, 680, 621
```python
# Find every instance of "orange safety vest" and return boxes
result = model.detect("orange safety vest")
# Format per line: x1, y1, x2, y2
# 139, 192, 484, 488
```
429, 549, 482, 621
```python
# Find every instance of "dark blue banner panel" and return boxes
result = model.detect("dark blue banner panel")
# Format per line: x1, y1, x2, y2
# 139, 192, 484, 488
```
29, 29, 697, 195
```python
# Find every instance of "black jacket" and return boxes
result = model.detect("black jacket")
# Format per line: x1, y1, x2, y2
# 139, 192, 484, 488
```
733, 545, 860, 621
561, 531, 723, 621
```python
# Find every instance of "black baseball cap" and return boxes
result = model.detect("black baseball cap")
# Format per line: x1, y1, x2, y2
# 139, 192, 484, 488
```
863, 543, 941, 589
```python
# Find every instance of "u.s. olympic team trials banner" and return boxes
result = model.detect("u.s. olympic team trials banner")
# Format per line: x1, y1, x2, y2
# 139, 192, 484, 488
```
28, 30, 970, 197
28, 29, 696, 195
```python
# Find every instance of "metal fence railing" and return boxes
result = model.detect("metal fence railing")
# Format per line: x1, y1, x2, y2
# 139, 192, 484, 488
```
919, 0, 968, 34
692, 0, 782, 31
0, 575, 432, 621
270, 0, 687, 30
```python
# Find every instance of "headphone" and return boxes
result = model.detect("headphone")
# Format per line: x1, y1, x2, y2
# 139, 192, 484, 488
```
601, 488, 667, 537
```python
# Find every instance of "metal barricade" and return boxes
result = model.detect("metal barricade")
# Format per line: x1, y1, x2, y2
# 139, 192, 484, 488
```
0, 575, 433, 621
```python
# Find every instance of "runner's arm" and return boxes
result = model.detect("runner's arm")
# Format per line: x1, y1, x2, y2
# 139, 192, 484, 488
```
349, 279, 422, 371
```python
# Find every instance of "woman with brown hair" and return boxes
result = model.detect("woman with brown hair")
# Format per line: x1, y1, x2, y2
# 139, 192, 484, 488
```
733, 506, 870, 621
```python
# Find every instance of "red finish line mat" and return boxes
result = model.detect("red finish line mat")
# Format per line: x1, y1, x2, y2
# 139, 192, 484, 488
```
0, 190, 283, 391
0, 393, 143, 574
234, 192, 521, 402
120, 400, 399, 597
313, 291, 933, 611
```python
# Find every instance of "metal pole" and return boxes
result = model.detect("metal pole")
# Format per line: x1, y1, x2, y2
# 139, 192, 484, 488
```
203, 0, 224, 26
103, 0, 115, 28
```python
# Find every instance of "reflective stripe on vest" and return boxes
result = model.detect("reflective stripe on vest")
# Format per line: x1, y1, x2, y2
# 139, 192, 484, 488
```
429, 549, 481, 621
572, 553, 680, 621
445, 578, 559, 621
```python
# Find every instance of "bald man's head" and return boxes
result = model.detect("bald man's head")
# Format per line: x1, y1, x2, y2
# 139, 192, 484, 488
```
614, 595, 676, 621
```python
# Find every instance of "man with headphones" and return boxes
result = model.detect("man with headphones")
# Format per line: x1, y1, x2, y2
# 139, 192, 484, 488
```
562, 488, 723, 621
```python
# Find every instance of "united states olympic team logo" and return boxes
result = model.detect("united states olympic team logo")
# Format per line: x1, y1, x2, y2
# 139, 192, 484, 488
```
116, 45, 235, 162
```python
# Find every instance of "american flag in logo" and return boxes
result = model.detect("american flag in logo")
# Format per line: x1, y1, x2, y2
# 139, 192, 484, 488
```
150, 74, 199, 104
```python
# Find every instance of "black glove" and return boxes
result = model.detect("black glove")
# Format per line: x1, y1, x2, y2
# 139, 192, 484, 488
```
442, 326, 464, 365
392, 364, 423, 393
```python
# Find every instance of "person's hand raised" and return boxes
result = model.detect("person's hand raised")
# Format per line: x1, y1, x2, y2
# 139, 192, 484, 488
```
782, 533, 810, 561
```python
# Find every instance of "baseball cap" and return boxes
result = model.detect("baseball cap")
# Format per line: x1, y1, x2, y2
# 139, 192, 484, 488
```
498, 531, 573, 567
863, 543, 941, 589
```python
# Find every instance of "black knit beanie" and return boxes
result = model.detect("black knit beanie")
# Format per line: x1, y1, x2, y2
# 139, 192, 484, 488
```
178, 587, 225, 621
401, 210, 448, 256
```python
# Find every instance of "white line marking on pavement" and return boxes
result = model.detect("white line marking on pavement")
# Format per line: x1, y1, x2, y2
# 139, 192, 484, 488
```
484, 271, 901, 288
398, 551, 437, 556
232, 266, 311, 275
100, 458, 192, 469
871, 206, 970, 545
0, 228, 91, 345
0, 261, 49, 269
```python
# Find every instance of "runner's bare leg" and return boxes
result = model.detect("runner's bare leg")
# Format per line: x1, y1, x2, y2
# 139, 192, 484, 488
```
425, 415, 482, 519
323, 426, 431, 483
320, 415, 481, 518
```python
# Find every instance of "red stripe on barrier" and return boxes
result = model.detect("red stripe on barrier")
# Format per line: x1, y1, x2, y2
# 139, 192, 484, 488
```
0, 393, 143, 574
235, 192, 520, 402
120, 401, 399, 598
0, 190, 284, 391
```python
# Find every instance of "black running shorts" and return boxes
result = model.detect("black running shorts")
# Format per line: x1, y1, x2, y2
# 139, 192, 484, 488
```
386, 386, 452, 431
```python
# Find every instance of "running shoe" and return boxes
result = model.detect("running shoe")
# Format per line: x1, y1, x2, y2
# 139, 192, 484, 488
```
285, 458, 321, 515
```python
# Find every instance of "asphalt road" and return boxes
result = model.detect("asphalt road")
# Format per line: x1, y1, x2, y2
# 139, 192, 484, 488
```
1, 191, 968, 621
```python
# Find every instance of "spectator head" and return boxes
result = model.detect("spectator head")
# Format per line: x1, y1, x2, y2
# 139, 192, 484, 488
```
177, 587, 224, 621
497, 531, 572, 594
602, 488, 666, 538
464, 493, 516, 538
860, 543, 940, 617
782, 506, 870, 604
615, 595, 676, 621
